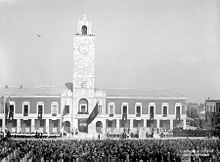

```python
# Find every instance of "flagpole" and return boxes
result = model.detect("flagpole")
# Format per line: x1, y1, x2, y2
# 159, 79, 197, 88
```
2, 96, 6, 137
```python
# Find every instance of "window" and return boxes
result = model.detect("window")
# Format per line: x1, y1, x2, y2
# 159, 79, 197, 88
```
175, 104, 181, 120
0, 119, 2, 127
40, 120, 44, 127
53, 120, 58, 127
80, 104, 86, 113
107, 120, 113, 127
148, 103, 155, 119
8, 120, 16, 127
82, 25, 87, 35
51, 103, 58, 116
23, 104, 29, 116
38, 104, 43, 116
12, 120, 16, 127
9, 104, 14, 119
214, 106, 216, 112
78, 98, 88, 114
26, 120, 31, 127
121, 103, 128, 114
218, 118, 220, 124
150, 106, 154, 119
135, 103, 142, 117
108, 103, 115, 117
163, 106, 168, 117
176, 106, 181, 115
210, 105, 213, 112
9, 105, 14, 113
206, 105, 209, 111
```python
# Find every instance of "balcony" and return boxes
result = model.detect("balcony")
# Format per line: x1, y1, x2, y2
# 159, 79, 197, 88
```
136, 113, 141, 117
78, 112, 89, 114
150, 113, 154, 119
163, 114, 167, 117
52, 113, 57, 117
109, 114, 114, 117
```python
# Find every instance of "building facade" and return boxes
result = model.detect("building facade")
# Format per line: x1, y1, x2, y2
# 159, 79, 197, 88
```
205, 99, 220, 129
0, 14, 187, 136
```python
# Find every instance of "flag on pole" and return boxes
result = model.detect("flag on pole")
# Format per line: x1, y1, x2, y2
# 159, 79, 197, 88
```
86, 102, 99, 125
5, 98, 10, 124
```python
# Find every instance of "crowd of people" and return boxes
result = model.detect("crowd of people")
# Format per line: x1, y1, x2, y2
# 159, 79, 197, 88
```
173, 128, 220, 138
1, 138, 220, 161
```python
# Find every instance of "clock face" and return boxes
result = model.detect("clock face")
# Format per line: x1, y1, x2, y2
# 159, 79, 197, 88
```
78, 44, 89, 55
81, 82, 86, 88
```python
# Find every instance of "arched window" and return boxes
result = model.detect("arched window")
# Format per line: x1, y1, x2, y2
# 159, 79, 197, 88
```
78, 98, 88, 114
81, 25, 87, 35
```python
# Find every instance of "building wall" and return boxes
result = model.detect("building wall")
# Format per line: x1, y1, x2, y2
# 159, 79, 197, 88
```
106, 98, 186, 115
205, 100, 220, 128
10, 97, 61, 114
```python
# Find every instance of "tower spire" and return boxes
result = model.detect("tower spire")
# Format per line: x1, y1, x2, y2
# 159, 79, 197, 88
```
76, 10, 92, 35
82, 8, 87, 20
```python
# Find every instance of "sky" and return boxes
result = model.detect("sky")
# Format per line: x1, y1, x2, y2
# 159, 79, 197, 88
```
0, 0, 219, 102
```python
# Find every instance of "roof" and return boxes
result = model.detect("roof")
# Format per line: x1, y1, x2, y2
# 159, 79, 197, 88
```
104, 88, 186, 99
206, 100, 220, 103
0, 86, 66, 97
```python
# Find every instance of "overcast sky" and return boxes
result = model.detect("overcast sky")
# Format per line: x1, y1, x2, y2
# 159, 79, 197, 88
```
0, 0, 219, 102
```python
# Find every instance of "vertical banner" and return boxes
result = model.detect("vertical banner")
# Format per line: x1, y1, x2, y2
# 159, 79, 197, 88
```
38, 105, 43, 120
5, 98, 10, 124
86, 102, 99, 125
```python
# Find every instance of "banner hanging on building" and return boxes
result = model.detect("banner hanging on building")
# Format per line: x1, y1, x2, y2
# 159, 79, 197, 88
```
5, 98, 10, 124
86, 102, 99, 125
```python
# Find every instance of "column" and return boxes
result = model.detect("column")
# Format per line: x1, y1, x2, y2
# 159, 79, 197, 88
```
116, 119, 119, 133
31, 119, 35, 132
157, 119, 160, 129
130, 119, 133, 130
183, 118, 186, 130
170, 119, 173, 130
103, 119, 106, 135
2, 115, 5, 137
143, 119, 147, 128
46, 119, 49, 134
17, 119, 21, 133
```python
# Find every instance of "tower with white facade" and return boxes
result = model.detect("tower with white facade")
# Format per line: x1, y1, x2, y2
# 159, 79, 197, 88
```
72, 14, 98, 133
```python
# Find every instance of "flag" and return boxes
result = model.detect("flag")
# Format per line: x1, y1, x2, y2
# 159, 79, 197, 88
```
86, 102, 99, 125
150, 112, 154, 120
9, 108, 14, 120
38, 111, 42, 120
122, 113, 127, 121
37, 105, 43, 120
62, 106, 69, 116
5, 98, 10, 124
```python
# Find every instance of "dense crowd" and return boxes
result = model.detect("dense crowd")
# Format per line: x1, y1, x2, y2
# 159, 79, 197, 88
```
173, 128, 220, 138
1, 138, 220, 161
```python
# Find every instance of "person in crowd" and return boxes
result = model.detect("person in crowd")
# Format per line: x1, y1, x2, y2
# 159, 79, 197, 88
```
1, 137, 220, 161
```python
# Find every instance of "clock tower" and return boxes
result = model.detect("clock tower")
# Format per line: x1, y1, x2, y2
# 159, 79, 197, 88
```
72, 13, 97, 133
73, 14, 95, 89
